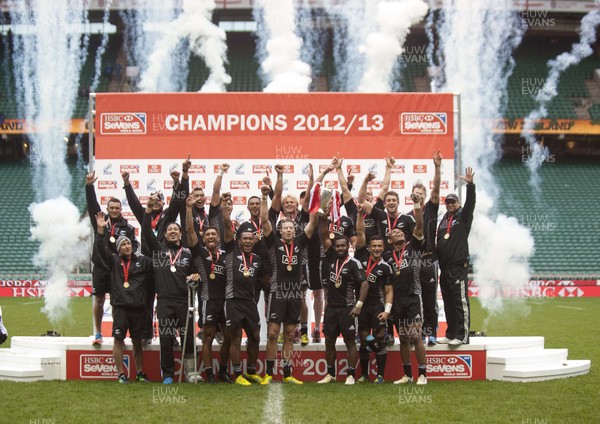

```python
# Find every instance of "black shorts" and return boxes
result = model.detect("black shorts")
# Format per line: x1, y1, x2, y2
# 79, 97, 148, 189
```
112, 306, 145, 340
225, 299, 260, 332
267, 294, 301, 324
304, 256, 323, 290
395, 295, 423, 327
92, 267, 110, 297
201, 299, 226, 326
323, 306, 357, 340
358, 303, 386, 332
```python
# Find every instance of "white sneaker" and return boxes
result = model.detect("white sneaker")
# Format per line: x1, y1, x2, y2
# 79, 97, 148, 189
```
345, 375, 355, 385
394, 375, 413, 384
317, 374, 336, 384
185, 371, 204, 383
437, 337, 451, 344
416, 375, 428, 385
448, 339, 463, 346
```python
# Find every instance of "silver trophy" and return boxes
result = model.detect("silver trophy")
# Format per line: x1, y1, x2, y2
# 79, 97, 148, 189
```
318, 187, 333, 216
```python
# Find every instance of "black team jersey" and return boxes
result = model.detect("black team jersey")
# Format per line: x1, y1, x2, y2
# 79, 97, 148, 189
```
95, 234, 153, 308
436, 183, 476, 268
326, 247, 367, 308
385, 237, 424, 298
224, 241, 268, 300
191, 245, 227, 301
370, 206, 416, 251
265, 232, 309, 296
354, 247, 393, 306
238, 216, 273, 276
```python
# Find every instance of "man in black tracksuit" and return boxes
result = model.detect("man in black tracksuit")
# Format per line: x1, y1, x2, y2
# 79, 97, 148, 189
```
122, 167, 182, 344
142, 194, 200, 384
95, 213, 153, 384
436, 167, 476, 346
86, 171, 138, 346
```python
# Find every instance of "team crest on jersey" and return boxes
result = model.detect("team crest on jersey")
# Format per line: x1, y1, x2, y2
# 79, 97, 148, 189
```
282, 256, 298, 265
239, 264, 256, 276
212, 265, 225, 275
367, 273, 377, 283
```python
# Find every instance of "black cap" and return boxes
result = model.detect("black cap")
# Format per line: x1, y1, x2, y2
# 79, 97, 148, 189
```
445, 193, 459, 203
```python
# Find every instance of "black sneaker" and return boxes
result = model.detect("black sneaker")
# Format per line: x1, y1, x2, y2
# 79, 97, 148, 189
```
219, 371, 234, 384
118, 374, 129, 384
136, 372, 150, 383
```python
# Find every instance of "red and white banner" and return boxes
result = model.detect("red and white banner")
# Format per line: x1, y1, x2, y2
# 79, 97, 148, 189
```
0, 280, 92, 297
93, 93, 456, 225
468, 280, 600, 298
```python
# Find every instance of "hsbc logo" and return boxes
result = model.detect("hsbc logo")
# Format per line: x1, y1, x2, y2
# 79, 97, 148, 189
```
148, 164, 162, 173
233, 196, 247, 205
297, 180, 309, 190
426, 354, 472, 378
281, 164, 294, 173
80, 354, 130, 379
430, 180, 449, 189
400, 112, 447, 134
129, 180, 139, 189
192, 180, 206, 189
188, 164, 206, 174
164, 180, 174, 190
392, 164, 405, 174
367, 180, 383, 189
413, 164, 427, 174
391, 181, 405, 190
347, 164, 360, 174
100, 113, 146, 135
98, 180, 117, 190
120, 164, 139, 174
253, 164, 272, 174
231, 180, 250, 189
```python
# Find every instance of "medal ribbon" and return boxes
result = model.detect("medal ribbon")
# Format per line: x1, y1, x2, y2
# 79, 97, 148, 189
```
365, 256, 378, 278
242, 252, 254, 274
151, 212, 161, 230
209, 250, 220, 275
387, 213, 399, 235
168, 247, 183, 270
445, 214, 454, 238
251, 218, 262, 236
335, 257, 350, 283
108, 218, 116, 240
393, 244, 407, 273
121, 258, 131, 283
283, 240, 294, 269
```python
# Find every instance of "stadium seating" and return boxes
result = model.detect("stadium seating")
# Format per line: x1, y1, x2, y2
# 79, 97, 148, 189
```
494, 159, 600, 278
0, 160, 88, 279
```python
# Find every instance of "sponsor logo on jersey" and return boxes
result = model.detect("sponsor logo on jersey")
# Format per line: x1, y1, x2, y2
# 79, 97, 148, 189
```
100, 113, 146, 135
426, 354, 472, 378
400, 112, 447, 134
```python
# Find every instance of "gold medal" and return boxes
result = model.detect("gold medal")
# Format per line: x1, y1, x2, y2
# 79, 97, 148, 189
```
395, 271, 401, 276
110, 236, 116, 243
287, 265, 293, 272
243, 270, 250, 277
444, 233, 450, 239
209, 273, 216, 279
199, 231, 204, 237
335, 277, 342, 288
257, 234, 262, 240
329, 232, 335, 239
123, 281, 129, 288
170, 266, 177, 273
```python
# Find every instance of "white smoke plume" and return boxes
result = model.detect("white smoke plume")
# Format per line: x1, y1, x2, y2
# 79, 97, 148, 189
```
433, 0, 534, 315
30, 199, 90, 326
522, 4, 600, 188
255, 0, 311, 92
358, 0, 428, 92
139, 0, 230, 93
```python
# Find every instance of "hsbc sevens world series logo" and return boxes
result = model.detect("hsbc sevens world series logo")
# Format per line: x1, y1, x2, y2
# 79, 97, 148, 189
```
101, 113, 147, 135
400, 113, 447, 135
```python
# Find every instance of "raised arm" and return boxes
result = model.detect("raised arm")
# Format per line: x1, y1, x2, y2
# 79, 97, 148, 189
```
411, 192, 424, 240
301, 163, 314, 213
332, 155, 353, 205
260, 185, 273, 238
357, 172, 376, 215
377, 153, 395, 201
270, 164, 284, 213
122, 171, 144, 224
85, 170, 101, 230
431, 150, 442, 205
315, 163, 334, 184
222, 194, 234, 244
185, 195, 199, 248
303, 210, 318, 239
461, 167, 476, 233
94, 212, 112, 263
211, 163, 230, 207
142, 194, 161, 253
355, 203, 366, 250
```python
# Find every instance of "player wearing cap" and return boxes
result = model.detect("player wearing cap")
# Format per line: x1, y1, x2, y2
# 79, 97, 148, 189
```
95, 213, 153, 384
436, 167, 476, 346
259, 184, 318, 385
386, 192, 427, 385
86, 171, 138, 346
222, 199, 269, 386
142, 194, 199, 385
407, 150, 442, 345
354, 207, 393, 384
